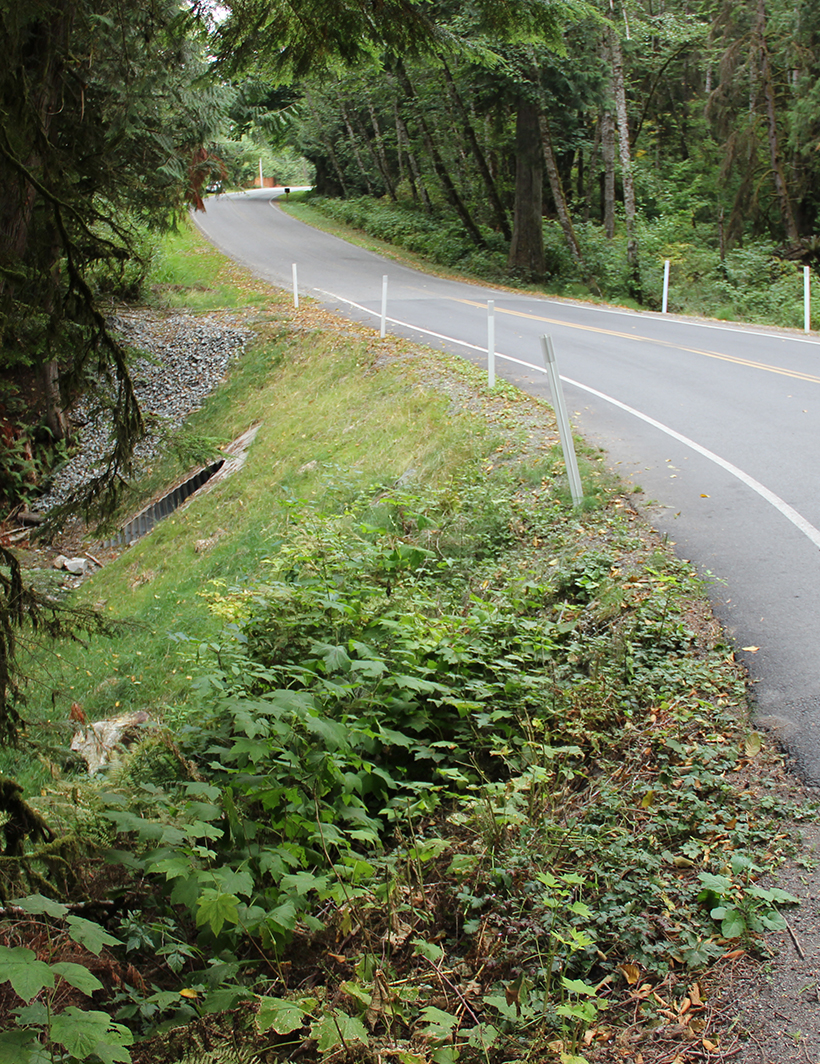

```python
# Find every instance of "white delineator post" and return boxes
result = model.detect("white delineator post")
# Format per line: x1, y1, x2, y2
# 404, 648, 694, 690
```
662, 259, 670, 314
805, 266, 811, 334
540, 334, 583, 507
487, 300, 496, 388
380, 275, 388, 338
292, 263, 299, 309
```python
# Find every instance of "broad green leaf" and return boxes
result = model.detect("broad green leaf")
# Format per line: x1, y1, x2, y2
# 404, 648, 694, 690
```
280, 870, 327, 896
14, 1001, 49, 1026
749, 885, 800, 906
0, 1028, 47, 1064
319, 643, 352, 673
466, 1023, 499, 1048
447, 854, 479, 875
302, 713, 349, 748
698, 872, 732, 893
759, 911, 787, 931
410, 838, 449, 862
720, 909, 747, 938
212, 867, 255, 898
310, 1010, 368, 1052
146, 856, 192, 881
50, 1007, 132, 1063
266, 899, 298, 934
257, 995, 310, 1035
10, 895, 68, 918
52, 962, 104, 996
419, 1005, 459, 1034
196, 891, 240, 936
66, 916, 121, 955
386, 673, 442, 693
413, 938, 444, 963
562, 976, 598, 997
0, 946, 54, 1001
183, 820, 223, 842
201, 987, 248, 1014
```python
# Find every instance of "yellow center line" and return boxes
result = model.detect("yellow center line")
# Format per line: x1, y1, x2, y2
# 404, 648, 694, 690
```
450, 297, 820, 385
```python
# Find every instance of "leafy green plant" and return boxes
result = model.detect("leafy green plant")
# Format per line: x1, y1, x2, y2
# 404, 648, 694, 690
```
698, 856, 800, 940
0, 895, 131, 1064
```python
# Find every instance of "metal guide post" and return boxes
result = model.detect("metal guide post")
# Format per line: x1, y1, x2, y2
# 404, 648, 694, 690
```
540, 335, 583, 507
487, 300, 495, 388
805, 266, 811, 334
662, 259, 670, 314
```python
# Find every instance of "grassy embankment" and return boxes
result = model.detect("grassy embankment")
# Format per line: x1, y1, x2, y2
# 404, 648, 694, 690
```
0, 220, 810, 1064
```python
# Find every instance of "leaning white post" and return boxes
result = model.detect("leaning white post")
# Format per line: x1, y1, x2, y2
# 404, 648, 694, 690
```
540, 335, 583, 507
487, 300, 496, 388
380, 275, 388, 338
662, 259, 670, 314
805, 266, 811, 334
292, 263, 299, 309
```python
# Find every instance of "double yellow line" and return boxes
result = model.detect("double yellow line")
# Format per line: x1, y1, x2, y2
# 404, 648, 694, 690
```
451, 297, 820, 385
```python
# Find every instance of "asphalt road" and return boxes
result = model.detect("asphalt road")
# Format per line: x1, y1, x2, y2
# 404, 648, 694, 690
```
195, 189, 820, 784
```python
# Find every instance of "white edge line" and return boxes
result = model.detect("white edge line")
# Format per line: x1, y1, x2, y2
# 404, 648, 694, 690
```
565, 375, 820, 551
317, 288, 547, 372
318, 288, 820, 551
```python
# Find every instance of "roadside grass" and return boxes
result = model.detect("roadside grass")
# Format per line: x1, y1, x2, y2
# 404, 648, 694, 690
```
147, 223, 275, 312
3, 225, 519, 786
0, 221, 810, 1064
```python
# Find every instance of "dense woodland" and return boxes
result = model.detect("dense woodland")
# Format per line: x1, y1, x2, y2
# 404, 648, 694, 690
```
279, 0, 820, 317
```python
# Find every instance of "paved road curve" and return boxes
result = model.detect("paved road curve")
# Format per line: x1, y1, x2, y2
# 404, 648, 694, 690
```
195, 189, 820, 784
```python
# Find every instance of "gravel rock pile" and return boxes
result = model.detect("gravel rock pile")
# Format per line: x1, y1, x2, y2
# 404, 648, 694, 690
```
33, 310, 253, 513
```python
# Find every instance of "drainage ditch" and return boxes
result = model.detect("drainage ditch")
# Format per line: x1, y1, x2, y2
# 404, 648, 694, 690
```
102, 459, 225, 547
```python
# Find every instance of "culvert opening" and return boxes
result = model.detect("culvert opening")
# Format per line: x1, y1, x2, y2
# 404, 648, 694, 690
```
102, 459, 225, 547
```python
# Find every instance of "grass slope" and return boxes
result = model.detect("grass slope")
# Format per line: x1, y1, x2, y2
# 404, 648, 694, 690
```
0, 222, 809, 1064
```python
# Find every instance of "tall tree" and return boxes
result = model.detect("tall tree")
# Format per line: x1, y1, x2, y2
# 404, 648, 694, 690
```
1, 0, 225, 499
508, 89, 545, 278
0, 0, 225, 742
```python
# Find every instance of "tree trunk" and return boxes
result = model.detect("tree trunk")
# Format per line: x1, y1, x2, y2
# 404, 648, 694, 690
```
367, 98, 397, 201
507, 97, 544, 280
304, 90, 350, 198
41, 226, 68, 442
755, 0, 800, 245
394, 60, 486, 248
441, 61, 511, 240
602, 100, 616, 238
538, 111, 581, 263
339, 99, 374, 195
539, 109, 601, 295
608, 21, 641, 299
584, 116, 601, 224
0, 2, 75, 305
395, 108, 432, 212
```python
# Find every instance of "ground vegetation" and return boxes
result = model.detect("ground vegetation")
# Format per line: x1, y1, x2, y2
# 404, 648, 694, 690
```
0, 223, 811, 1064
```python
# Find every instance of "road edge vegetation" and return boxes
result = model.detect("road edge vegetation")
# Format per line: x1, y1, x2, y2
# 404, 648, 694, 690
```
0, 221, 814, 1064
